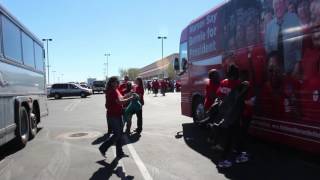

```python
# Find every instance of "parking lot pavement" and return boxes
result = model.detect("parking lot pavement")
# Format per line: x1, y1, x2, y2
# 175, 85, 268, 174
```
0, 92, 319, 180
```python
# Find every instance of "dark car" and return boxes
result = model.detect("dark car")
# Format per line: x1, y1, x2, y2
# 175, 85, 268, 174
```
49, 83, 92, 99
92, 80, 106, 94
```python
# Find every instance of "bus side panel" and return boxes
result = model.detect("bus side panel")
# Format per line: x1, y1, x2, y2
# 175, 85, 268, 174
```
0, 97, 15, 145
0, 60, 45, 96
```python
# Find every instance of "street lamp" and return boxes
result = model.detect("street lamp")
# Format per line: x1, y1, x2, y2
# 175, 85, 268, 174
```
42, 38, 53, 85
61, 74, 64, 83
52, 70, 56, 84
158, 36, 167, 78
104, 53, 111, 78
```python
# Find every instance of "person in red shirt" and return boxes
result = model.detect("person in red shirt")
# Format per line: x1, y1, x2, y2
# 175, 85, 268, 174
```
160, 79, 167, 96
118, 76, 129, 96
152, 79, 160, 97
204, 69, 220, 111
216, 65, 241, 99
125, 77, 145, 134
233, 70, 255, 164
99, 76, 132, 158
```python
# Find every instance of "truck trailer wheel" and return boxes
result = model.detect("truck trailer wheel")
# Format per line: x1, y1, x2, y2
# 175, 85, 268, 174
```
192, 97, 205, 124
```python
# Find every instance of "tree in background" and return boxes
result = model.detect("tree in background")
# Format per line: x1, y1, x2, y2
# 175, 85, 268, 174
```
166, 62, 176, 79
119, 68, 128, 79
119, 68, 140, 80
127, 68, 140, 80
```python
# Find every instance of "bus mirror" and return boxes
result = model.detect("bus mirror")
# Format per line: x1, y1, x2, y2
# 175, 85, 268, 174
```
182, 58, 188, 71
174, 58, 180, 71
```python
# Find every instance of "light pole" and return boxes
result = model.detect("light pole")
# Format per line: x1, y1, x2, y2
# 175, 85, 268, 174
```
104, 53, 111, 79
42, 38, 53, 85
52, 70, 56, 84
158, 36, 167, 78
61, 74, 64, 83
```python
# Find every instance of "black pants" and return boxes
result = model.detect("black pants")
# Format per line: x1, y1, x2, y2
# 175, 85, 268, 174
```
234, 117, 251, 153
100, 116, 124, 155
106, 115, 112, 134
126, 109, 143, 132
221, 125, 239, 160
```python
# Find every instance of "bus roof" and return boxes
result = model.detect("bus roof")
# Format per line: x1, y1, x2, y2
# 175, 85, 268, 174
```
189, 1, 227, 25
0, 4, 44, 47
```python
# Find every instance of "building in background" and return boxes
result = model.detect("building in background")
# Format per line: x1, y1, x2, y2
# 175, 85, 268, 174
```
139, 53, 179, 80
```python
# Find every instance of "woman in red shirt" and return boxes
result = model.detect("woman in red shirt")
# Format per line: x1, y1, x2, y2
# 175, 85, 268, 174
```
125, 77, 145, 134
99, 76, 132, 158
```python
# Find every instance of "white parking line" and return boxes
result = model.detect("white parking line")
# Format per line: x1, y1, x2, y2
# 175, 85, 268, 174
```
64, 100, 81, 112
124, 136, 153, 180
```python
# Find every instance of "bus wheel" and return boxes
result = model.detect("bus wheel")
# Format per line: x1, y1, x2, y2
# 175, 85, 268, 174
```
192, 97, 205, 124
15, 106, 30, 147
54, 93, 61, 99
29, 112, 38, 139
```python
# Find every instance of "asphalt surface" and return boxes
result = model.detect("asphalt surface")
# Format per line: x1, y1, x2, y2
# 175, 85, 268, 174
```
0, 92, 319, 180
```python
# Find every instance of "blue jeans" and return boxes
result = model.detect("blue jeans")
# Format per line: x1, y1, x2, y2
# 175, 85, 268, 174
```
99, 116, 124, 155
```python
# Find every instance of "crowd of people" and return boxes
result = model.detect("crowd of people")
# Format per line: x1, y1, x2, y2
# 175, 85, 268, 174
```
200, 65, 255, 168
145, 78, 181, 97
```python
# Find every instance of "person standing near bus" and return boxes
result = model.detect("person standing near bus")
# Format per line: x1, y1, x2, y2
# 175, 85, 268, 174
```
99, 76, 132, 158
215, 65, 242, 168
234, 70, 255, 164
204, 69, 220, 111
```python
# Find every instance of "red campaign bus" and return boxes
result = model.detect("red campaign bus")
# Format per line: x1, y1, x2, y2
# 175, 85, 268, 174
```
174, 0, 320, 153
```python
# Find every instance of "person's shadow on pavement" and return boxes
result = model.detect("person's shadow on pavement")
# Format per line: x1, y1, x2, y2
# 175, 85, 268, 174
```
89, 158, 134, 180
92, 133, 111, 145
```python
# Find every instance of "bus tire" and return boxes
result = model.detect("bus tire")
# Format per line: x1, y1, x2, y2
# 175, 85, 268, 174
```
192, 97, 205, 124
15, 106, 30, 147
29, 109, 38, 140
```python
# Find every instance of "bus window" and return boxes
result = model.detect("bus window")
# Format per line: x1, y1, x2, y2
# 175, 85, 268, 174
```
34, 42, 44, 72
179, 42, 188, 71
22, 32, 35, 68
2, 16, 22, 62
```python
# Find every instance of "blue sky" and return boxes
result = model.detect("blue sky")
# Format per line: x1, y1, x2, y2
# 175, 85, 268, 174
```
0, 0, 223, 82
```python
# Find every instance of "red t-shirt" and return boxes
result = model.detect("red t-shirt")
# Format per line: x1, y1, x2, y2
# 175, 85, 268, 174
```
134, 85, 144, 105
152, 81, 159, 89
216, 79, 240, 98
204, 80, 219, 111
160, 81, 166, 88
118, 81, 128, 95
105, 88, 123, 117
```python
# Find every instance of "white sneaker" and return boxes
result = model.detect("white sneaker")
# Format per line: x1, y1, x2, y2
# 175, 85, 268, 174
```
218, 160, 232, 168
235, 153, 249, 164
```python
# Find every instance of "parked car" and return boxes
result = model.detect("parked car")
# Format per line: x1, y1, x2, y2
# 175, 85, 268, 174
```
49, 83, 92, 99
92, 80, 106, 94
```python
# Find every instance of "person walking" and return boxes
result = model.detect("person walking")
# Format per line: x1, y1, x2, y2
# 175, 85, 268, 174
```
99, 76, 132, 158
152, 79, 159, 97
125, 77, 144, 134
